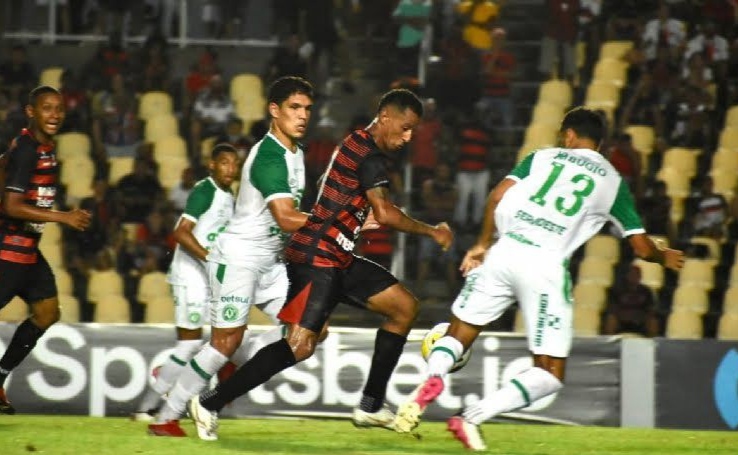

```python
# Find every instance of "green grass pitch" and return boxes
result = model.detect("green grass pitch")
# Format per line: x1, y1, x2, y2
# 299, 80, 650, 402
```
1, 416, 737, 455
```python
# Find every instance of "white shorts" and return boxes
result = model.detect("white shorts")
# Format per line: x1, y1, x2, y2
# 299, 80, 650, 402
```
208, 261, 286, 329
171, 273, 210, 330
452, 237, 574, 357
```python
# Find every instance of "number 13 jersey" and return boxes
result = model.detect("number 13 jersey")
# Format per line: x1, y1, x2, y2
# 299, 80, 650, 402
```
497, 148, 644, 259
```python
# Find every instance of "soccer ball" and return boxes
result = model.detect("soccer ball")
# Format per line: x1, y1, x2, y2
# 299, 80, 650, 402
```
420, 322, 472, 373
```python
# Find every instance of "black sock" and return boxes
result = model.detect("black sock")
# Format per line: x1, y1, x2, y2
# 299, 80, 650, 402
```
0, 319, 45, 388
200, 338, 296, 412
360, 329, 407, 412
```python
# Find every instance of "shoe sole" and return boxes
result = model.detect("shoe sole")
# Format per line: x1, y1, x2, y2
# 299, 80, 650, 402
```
187, 399, 218, 441
447, 416, 486, 451
394, 378, 444, 433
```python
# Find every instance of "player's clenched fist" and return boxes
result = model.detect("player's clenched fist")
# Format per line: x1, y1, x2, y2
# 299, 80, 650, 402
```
432, 222, 453, 251
63, 209, 92, 231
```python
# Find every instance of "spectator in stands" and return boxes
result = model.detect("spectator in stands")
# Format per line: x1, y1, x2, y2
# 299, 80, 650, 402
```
264, 34, 310, 86
136, 209, 176, 271
620, 73, 666, 140
360, 0, 397, 44
84, 31, 131, 92
640, 179, 673, 239
701, 0, 736, 35
578, 0, 603, 78
455, 0, 500, 51
682, 52, 715, 94
409, 98, 443, 190
668, 84, 712, 149
190, 74, 235, 159
606, 132, 642, 195
689, 175, 729, 240
75, 177, 121, 263
392, 0, 432, 78
59, 69, 91, 134
684, 21, 729, 82
117, 157, 165, 223
215, 116, 254, 160
538, 0, 579, 84
452, 112, 492, 231
184, 48, 220, 111
603, 264, 659, 337
137, 32, 171, 92
304, 116, 338, 209
642, 3, 686, 63
477, 27, 516, 131
416, 162, 459, 298
92, 73, 142, 163
434, 25, 481, 114
168, 167, 196, 216
305, 0, 341, 90
0, 45, 36, 105
604, 0, 642, 41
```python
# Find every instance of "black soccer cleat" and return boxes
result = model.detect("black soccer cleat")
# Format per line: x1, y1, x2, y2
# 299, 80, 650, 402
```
0, 388, 16, 415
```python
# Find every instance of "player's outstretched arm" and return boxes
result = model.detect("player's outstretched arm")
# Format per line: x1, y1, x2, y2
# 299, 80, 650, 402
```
628, 233, 685, 271
268, 197, 309, 233
366, 186, 453, 249
2, 191, 91, 231
173, 218, 208, 262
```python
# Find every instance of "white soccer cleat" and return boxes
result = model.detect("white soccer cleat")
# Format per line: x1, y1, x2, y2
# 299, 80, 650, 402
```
351, 403, 396, 430
187, 396, 219, 441
447, 415, 487, 451
394, 376, 445, 433
130, 411, 157, 422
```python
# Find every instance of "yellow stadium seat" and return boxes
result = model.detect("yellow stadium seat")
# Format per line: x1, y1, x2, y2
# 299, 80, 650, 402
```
516, 145, 538, 163
93, 295, 130, 323
59, 294, 80, 323
53, 267, 74, 295
40, 67, 64, 89
159, 157, 190, 191
633, 259, 664, 293
725, 106, 738, 129
138, 91, 173, 121
573, 283, 607, 312
39, 239, 64, 268
513, 309, 525, 333
721, 287, 738, 314
87, 269, 124, 304
573, 306, 601, 336
584, 81, 621, 110
678, 259, 714, 291
689, 236, 721, 265
711, 170, 737, 199
719, 127, 738, 150
718, 313, 738, 340
584, 235, 620, 264
60, 155, 95, 186
577, 257, 613, 287
531, 102, 565, 126
55, 132, 91, 162
145, 114, 179, 142
656, 167, 690, 198
599, 41, 634, 59
154, 135, 188, 162
144, 296, 175, 323
43, 223, 62, 244
230, 73, 264, 103
200, 136, 218, 163
661, 148, 698, 178
665, 309, 703, 339
624, 125, 655, 156
538, 79, 573, 108
524, 123, 559, 149
0, 297, 28, 322
710, 148, 738, 175
729, 264, 738, 288
137, 271, 171, 305
248, 306, 276, 326
592, 58, 629, 87
671, 285, 709, 314
669, 196, 685, 225
108, 156, 134, 184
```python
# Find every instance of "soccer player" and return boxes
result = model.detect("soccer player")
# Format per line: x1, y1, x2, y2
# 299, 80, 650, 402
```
186, 88, 454, 440
393, 107, 685, 450
0, 86, 91, 414
148, 76, 315, 438
132, 143, 239, 421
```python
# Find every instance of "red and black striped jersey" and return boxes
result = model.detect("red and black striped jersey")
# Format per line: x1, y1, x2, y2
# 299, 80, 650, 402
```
285, 129, 391, 268
0, 129, 58, 264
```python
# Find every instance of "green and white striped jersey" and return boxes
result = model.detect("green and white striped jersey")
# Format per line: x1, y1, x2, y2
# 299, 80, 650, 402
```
209, 132, 305, 266
168, 177, 234, 284
497, 147, 644, 259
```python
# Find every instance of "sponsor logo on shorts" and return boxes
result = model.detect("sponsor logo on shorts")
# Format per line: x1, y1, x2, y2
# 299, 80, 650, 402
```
189, 312, 201, 324
220, 295, 250, 304
223, 304, 239, 322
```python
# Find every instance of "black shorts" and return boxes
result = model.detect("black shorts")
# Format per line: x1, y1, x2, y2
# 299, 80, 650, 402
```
278, 256, 399, 332
0, 253, 58, 310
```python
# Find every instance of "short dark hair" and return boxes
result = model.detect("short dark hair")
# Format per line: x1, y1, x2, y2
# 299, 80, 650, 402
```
211, 143, 238, 160
28, 85, 61, 106
377, 88, 423, 118
560, 107, 606, 145
267, 76, 314, 106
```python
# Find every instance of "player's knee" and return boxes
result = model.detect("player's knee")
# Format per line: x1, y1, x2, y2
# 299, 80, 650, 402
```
317, 324, 329, 343
286, 332, 318, 361
33, 304, 60, 329
210, 327, 245, 356
393, 295, 419, 326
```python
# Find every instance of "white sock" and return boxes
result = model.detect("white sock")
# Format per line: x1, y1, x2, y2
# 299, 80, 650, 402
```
137, 339, 203, 412
427, 336, 464, 377
463, 367, 563, 425
230, 326, 286, 367
156, 344, 229, 422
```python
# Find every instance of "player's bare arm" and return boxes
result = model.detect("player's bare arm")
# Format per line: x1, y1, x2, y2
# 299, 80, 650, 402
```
366, 186, 453, 249
628, 233, 685, 271
173, 218, 208, 262
267, 197, 309, 233
2, 191, 91, 231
